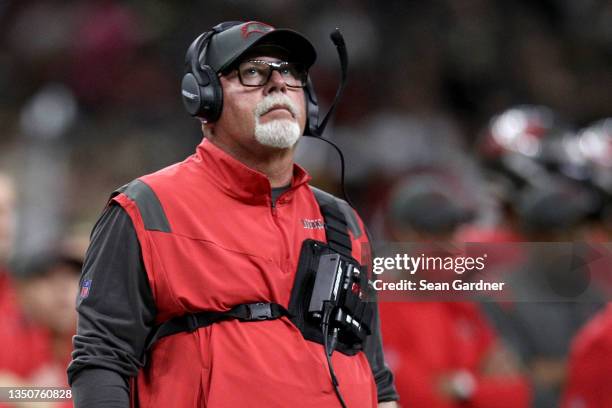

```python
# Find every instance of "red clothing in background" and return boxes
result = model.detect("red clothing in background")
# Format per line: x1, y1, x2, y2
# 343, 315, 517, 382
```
379, 302, 530, 407
0, 269, 72, 408
562, 304, 612, 408
0, 268, 15, 317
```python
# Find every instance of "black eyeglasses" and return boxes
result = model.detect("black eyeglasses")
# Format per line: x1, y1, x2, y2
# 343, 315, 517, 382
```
234, 60, 308, 88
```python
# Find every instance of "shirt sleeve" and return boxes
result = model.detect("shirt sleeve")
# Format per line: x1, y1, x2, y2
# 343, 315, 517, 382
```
67, 204, 157, 406
363, 300, 400, 403
357, 215, 399, 403
71, 368, 130, 408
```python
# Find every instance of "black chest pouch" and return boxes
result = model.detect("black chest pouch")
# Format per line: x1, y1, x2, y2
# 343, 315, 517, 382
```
288, 239, 374, 356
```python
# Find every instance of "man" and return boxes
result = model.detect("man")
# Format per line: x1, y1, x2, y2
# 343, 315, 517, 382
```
1, 251, 81, 407
379, 174, 531, 407
68, 21, 398, 408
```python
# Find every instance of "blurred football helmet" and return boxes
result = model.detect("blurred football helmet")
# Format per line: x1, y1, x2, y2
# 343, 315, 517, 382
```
477, 105, 601, 228
478, 105, 585, 186
575, 118, 612, 195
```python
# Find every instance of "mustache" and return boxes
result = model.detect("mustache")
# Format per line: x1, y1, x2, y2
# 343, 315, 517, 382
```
254, 94, 298, 119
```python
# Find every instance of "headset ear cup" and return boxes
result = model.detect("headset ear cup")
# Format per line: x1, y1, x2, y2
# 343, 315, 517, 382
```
181, 73, 203, 116
197, 65, 223, 122
182, 29, 227, 122
305, 78, 319, 136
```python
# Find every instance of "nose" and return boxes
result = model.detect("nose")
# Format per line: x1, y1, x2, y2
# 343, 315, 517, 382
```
264, 69, 287, 95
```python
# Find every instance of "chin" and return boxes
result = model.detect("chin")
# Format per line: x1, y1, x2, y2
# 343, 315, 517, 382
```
254, 119, 301, 149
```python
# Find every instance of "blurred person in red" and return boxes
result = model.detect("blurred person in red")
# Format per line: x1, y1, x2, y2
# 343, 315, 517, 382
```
472, 106, 605, 407
0, 251, 81, 408
569, 118, 612, 294
0, 163, 79, 408
481, 181, 604, 408
561, 122, 612, 408
378, 175, 531, 407
562, 303, 612, 408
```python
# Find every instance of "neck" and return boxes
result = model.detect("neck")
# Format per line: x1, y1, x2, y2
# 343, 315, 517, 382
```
208, 136, 295, 188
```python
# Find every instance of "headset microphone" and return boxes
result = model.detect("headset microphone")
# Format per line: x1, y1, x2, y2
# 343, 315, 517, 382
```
312, 29, 348, 138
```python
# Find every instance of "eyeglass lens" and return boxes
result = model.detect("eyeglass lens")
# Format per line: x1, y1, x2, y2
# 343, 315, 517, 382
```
237, 60, 307, 88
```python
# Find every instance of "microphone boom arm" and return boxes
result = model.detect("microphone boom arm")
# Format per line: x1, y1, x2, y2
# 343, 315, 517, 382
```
316, 29, 348, 137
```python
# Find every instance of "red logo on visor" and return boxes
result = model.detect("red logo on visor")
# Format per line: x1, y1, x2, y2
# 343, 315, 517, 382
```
241, 21, 274, 38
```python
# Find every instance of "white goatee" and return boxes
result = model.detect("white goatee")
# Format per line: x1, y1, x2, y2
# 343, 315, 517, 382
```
253, 94, 301, 149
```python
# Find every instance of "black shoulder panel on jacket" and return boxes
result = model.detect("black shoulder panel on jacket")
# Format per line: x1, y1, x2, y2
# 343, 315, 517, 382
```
111, 180, 171, 233
310, 186, 362, 239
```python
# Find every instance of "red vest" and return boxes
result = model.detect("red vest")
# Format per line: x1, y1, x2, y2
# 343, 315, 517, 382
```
112, 139, 377, 407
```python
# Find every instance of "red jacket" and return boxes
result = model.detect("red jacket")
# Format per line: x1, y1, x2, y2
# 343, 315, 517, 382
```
112, 139, 377, 407
0, 270, 72, 408
379, 302, 530, 407
562, 303, 612, 408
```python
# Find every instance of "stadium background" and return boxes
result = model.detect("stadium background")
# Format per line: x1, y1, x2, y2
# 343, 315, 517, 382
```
1, 1, 611, 407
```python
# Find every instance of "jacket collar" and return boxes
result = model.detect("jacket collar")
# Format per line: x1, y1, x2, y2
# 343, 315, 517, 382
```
195, 138, 311, 204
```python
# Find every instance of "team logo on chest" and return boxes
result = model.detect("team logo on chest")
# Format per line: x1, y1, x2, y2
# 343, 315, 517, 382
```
302, 218, 325, 230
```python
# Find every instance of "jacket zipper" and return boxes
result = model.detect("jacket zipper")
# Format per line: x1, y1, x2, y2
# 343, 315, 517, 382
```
270, 192, 291, 271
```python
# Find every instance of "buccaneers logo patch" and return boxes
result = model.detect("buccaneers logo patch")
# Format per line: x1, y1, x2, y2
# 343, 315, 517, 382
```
302, 218, 324, 230
241, 21, 274, 38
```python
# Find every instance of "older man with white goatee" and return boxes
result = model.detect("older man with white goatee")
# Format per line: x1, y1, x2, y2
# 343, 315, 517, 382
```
69, 21, 398, 408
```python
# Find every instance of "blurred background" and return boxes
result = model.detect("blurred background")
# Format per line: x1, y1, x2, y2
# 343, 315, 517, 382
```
1, 0, 611, 407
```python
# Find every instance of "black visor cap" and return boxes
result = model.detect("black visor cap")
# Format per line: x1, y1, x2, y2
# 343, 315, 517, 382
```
203, 22, 317, 74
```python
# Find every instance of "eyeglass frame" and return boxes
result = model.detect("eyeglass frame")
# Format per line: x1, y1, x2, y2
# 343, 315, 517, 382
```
225, 59, 309, 88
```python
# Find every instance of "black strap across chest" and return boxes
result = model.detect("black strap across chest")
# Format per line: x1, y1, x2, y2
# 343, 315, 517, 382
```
139, 185, 355, 351
310, 187, 354, 258
145, 303, 290, 350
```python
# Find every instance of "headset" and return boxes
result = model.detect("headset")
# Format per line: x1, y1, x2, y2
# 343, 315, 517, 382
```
181, 21, 347, 138
180, 22, 237, 123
